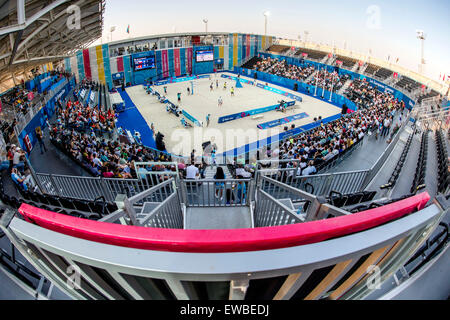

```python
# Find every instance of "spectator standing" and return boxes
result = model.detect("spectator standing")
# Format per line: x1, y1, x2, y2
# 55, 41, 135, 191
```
36, 130, 47, 154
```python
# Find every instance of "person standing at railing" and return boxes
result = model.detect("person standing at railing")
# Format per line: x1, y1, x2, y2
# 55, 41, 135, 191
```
214, 167, 226, 201
36, 130, 47, 155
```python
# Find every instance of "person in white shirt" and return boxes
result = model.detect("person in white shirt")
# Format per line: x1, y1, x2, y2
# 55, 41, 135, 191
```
186, 163, 199, 180
235, 166, 252, 178
302, 161, 317, 176
13, 147, 25, 171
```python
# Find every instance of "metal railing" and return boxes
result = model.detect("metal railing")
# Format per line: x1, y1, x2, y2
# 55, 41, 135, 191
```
254, 188, 303, 227
361, 119, 409, 190
181, 179, 253, 208
139, 192, 184, 229
36, 173, 147, 202
257, 166, 369, 197
119, 178, 183, 228
14, 77, 71, 137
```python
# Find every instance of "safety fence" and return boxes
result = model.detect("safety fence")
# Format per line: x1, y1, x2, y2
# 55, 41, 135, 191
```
139, 192, 184, 229
257, 167, 370, 197
254, 189, 303, 227
180, 179, 253, 208
126, 179, 183, 228
14, 77, 70, 135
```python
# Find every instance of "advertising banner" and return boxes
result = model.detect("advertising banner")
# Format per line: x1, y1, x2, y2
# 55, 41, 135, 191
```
182, 110, 201, 127
257, 112, 310, 130
162, 50, 169, 78
218, 101, 296, 124
186, 48, 193, 74
174, 49, 181, 77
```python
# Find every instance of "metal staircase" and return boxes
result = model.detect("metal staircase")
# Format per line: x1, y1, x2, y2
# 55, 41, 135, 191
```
359, 63, 368, 74
337, 79, 353, 95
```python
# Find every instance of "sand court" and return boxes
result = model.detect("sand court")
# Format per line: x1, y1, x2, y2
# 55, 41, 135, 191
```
125, 72, 342, 156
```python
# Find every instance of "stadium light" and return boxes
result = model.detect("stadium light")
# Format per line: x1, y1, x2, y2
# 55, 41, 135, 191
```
263, 11, 270, 36
203, 19, 208, 33
110, 26, 116, 42
416, 30, 426, 74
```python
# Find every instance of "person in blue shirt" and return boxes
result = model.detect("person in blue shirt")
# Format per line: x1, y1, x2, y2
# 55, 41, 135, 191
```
11, 168, 28, 191
236, 179, 247, 204
206, 114, 211, 127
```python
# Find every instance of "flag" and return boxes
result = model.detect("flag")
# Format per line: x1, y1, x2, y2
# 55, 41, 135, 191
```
396, 57, 399, 63
302, 53, 308, 58
421, 84, 426, 92
393, 72, 398, 79
127, 25, 130, 34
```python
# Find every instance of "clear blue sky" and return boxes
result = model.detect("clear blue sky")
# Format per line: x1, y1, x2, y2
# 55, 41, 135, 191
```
95, 0, 450, 81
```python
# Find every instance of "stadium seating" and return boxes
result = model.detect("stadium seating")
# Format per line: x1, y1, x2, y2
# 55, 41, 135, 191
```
396, 76, 421, 93
410, 131, 429, 194
435, 129, 450, 194
364, 63, 379, 76
267, 45, 290, 54
335, 55, 357, 68
380, 132, 414, 190
241, 56, 262, 70
294, 48, 328, 60
374, 68, 393, 79
327, 190, 377, 209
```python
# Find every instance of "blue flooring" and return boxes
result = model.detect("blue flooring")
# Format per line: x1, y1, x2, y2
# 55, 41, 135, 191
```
117, 89, 156, 149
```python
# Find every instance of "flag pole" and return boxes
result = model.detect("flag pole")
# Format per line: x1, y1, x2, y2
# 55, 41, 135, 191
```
314, 67, 319, 96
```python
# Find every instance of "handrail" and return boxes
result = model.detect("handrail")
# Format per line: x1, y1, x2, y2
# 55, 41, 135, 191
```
254, 188, 302, 227
17, 192, 430, 253
260, 176, 317, 203
361, 119, 409, 190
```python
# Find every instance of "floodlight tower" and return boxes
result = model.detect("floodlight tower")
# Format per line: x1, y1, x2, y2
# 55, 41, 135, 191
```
416, 30, 426, 74
203, 19, 208, 33
110, 26, 116, 42
304, 31, 309, 45
263, 11, 270, 36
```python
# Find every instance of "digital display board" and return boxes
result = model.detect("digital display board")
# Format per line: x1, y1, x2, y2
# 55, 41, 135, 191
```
195, 50, 214, 62
133, 55, 156, 71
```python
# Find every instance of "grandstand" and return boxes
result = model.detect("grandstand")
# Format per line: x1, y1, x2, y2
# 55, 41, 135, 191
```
267, 44, 291, 55
294, 48, 329, 61
364, 63, 380, 76
335, 55, 358, 68
0, 1, 449, 303
374, 67, 394, 80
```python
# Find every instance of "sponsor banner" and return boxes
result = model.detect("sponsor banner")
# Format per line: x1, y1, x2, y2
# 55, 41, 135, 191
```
364, 76, 395, 95
222, 73, 303, 102
174, 49, 181, 77
221, 74, 254, 85
83, 49, 91, 80
256, 83, 304, 102
257, 112, 309, 130
162, 50, 169, 78
182, 110, 201, 127
55, 89, 65, 101
154, 74, 210, 86
186, 48, 193, 74
218, 101, 296, 124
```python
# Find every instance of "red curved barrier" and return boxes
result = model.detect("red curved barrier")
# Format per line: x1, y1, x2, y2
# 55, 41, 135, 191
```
18, 193, 430, 253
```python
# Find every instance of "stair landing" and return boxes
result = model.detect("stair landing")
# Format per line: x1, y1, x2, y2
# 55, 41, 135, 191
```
185, 207, 252, 230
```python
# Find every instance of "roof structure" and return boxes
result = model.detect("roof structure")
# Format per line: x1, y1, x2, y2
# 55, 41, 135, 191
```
0, 0, 104, 91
